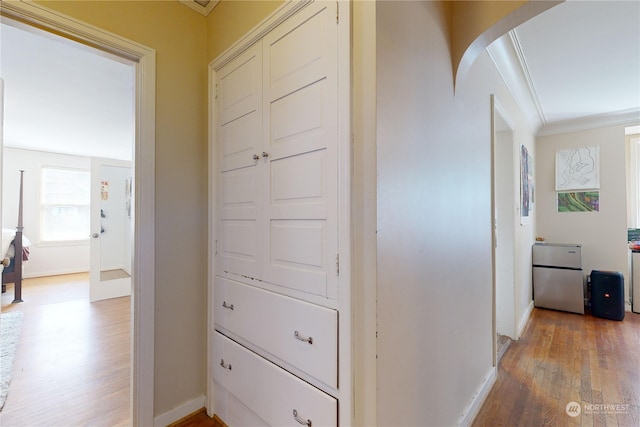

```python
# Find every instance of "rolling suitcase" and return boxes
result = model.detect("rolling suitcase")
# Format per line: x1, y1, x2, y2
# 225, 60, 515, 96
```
590, 270, 625, 321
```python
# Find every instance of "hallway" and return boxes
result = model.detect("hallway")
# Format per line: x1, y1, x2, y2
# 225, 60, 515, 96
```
474, 308, 640, 426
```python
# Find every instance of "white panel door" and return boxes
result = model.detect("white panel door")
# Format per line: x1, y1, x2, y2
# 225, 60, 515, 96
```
261, 2, 339, 299
217, 42, 263, 280
90, 157, 133, 302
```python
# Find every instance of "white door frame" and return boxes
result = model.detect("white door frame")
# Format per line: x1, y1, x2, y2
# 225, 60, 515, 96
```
0, 2, 156, 425
491, 95, 517, 365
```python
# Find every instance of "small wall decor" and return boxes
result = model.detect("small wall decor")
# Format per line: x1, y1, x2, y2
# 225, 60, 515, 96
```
555, 146, 600, 190
125, 177, 132, 219
557, 191, 599, 212
100, 181, 109, 200
520, 144, 534, 224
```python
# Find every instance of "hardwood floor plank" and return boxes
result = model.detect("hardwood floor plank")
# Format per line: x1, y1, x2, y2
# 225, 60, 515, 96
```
167, 408, 221, 427
1, 274, 130, 426
473, 308, 640, 427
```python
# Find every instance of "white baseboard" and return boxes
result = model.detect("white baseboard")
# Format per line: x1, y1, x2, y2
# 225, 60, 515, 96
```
153, 394, 206, 427
457, 367, 497, 427
517, 301, 534, 339
23, 269, 88, 279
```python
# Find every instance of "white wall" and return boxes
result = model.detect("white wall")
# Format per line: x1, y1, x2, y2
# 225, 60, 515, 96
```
536, 125, 631, 310
3, 147, 90, 277
375, 2, 536, 425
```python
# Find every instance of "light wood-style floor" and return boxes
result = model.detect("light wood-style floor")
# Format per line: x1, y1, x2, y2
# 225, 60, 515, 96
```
474, 308, 640, 427
1, 273, 130, 427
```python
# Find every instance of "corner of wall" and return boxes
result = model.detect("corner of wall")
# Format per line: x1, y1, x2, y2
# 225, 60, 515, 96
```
452, 1, 560, 90
458, 367, 497, 427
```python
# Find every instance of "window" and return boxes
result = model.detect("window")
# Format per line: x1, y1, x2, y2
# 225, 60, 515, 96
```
40, 167, 90, 242
627, 129, 640, 228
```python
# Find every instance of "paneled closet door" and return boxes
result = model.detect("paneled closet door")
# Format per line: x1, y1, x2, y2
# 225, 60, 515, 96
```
217, 42, 263, 281
261, 2, 339, 299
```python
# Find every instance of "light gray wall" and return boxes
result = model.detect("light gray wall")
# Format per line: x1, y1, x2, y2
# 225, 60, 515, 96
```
536, 125, 631, 310
375, 2, 536, 424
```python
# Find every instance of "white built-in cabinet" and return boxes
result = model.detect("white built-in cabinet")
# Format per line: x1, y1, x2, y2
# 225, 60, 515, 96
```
209, 1, 350, 426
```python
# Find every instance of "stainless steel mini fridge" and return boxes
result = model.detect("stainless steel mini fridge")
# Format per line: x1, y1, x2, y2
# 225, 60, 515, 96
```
532, 243, 584, 314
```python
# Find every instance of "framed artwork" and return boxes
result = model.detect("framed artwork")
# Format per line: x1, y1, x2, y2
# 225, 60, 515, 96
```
557, 191, 599, 212
556, 146, 600, 190
520, 144, 534, 225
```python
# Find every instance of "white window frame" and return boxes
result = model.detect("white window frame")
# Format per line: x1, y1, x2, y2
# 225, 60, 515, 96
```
40, 165, 91, 243
627, 135, 640, 228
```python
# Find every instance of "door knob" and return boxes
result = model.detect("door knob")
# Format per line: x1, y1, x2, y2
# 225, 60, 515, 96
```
252, 154, 259, 161
92, 233, 99, 238
261, 152, 269, 158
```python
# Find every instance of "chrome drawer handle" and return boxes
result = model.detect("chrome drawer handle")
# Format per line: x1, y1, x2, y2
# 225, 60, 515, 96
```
293, 409, 311, 427
294, 331, 313, 345
219, 359, 232, 370
222, 301, 234, 310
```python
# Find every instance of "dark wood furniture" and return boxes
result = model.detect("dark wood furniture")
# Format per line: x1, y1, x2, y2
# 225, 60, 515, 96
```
2, 170, 25, 303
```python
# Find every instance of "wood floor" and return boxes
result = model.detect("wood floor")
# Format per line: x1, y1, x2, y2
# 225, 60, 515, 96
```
4, 277, 637, 427
0, 274, 130, 427
474, 308, 640, 427
168, 409, 224, 427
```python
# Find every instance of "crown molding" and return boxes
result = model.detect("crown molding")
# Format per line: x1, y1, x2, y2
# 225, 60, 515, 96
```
537, 108, 640, 137
179, 0, 219, 16
488, 28, 640, 138
487, 30, 544, 135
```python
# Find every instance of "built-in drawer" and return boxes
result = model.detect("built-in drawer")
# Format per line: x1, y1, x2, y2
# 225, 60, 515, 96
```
215, 276, 337, 388
213, 331, 337, 427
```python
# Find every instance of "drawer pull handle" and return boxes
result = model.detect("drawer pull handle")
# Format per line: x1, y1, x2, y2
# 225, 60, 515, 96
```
294, 331, 313, 345
222, 301, 234, 310
219, 359, 232, 370
293, 409, 311, 427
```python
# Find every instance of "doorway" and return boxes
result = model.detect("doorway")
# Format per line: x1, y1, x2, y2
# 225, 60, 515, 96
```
0, 2, 156, 424
491, 96, 517, 365
1, 17, 134, 423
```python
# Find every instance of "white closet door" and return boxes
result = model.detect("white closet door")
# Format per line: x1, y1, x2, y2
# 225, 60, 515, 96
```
217, 42, 263, 280
261, 2, 339, 299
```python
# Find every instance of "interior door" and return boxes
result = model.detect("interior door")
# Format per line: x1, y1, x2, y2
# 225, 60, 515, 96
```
492, 98, 517, 344
90, 157, 133, 302
261, 2, 339, 299
217, 42, 263, 281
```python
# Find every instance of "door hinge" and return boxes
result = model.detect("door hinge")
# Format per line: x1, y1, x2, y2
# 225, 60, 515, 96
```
215, 83, 219, 100
336, 253, 340, 276
215, 239, 218, 256
336, 1, 339, 24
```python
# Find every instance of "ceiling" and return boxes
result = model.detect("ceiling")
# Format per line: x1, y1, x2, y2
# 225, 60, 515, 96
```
0, 1, 638, 161
489, 0, 640, 135
1, 21, 135, 161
